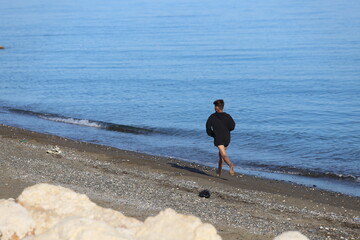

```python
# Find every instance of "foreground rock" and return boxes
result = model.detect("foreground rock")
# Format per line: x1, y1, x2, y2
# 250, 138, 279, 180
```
0, 184, 309, 240
134, 208, 220, 240
17, 183, 141, 235
273, 231, 309, 240
0, 199, 35, 240
24, 217, 135, 240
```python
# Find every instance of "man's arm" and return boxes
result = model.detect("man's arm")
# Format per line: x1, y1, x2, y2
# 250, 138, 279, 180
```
206, 117, 214, 137
228, 115, 235, 131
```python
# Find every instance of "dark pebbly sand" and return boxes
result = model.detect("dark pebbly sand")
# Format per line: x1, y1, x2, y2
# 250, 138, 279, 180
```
0, 124, 359, 240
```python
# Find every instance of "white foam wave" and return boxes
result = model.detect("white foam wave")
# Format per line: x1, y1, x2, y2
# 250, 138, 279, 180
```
42, 116, 103, 128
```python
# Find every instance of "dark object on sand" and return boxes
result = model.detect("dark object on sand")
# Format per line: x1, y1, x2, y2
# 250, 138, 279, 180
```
199, 190, 211, 198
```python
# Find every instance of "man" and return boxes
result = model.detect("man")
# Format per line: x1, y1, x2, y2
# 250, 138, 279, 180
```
206, 99, 235, 177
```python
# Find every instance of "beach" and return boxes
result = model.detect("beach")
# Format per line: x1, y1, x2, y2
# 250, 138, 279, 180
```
0, 124, 359, 240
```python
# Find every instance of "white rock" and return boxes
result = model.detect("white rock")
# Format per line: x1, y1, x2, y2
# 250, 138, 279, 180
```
46, 146, 61, 155
135, 208, 221, 240
0, 199, 35, 240
24, 217, 134, 240
16, 183, 142, 234
273, 231, 309, 240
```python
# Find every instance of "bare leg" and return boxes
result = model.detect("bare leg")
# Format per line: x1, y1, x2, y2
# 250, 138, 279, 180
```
217, 145, 235, 176
217, 152, 224, 176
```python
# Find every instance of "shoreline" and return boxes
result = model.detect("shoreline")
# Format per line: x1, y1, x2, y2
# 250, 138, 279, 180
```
2, 109, 359, 197
1, 124, 359, 239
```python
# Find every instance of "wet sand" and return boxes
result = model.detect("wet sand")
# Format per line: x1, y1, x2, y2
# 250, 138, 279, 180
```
0, 124, 359, 240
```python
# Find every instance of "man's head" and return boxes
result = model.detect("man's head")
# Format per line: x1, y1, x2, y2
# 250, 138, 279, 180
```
213, 99, 224, 112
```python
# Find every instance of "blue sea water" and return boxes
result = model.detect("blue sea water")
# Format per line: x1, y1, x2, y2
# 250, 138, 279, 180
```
1, 0, 360, 196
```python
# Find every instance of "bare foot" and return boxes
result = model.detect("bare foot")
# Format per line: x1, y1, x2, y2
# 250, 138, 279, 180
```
216, 169, 221, 177
229, 165, 235, 176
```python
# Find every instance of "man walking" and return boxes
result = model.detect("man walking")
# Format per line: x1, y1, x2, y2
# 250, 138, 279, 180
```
206, 99, 236, 176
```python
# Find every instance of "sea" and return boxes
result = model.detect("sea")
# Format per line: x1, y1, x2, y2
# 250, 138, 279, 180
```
1, 0, 359, 196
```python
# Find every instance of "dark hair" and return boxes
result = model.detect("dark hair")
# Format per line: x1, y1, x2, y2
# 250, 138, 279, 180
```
213, 99, 224, 110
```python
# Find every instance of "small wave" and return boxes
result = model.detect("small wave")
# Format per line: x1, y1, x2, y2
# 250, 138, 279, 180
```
44, 117, 103, 128
4, 107, 203, 137
153, 127, 204, 138
245, 162, 359, 182
6, 108, 154, 135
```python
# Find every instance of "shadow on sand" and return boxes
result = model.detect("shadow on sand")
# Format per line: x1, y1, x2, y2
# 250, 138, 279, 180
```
168, 162, 215, 178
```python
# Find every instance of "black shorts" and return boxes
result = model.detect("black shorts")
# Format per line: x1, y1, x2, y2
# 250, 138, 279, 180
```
214, 140, 230, 148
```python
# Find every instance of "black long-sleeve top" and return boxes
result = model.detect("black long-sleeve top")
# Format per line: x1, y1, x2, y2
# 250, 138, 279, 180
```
206, 112, 235, 147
